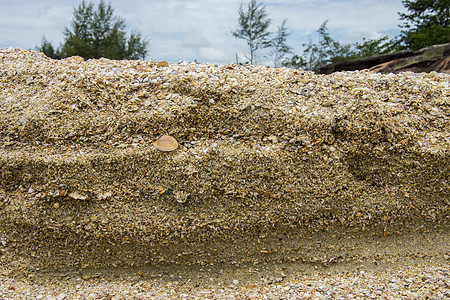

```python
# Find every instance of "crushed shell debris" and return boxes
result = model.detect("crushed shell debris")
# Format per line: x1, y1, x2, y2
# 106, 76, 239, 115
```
0, 48, 448, 297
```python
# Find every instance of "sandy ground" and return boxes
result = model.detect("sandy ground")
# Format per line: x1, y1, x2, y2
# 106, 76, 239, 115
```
1, 48, 449, 298
1, 225, 448, 299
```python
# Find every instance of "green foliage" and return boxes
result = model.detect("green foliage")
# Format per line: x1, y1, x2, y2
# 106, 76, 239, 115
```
232, 0, 272, 64
36, 35, 63, 59
399, 0, 450, 50
275, 0, 448, 71
284, 21, 351, 72
283, 21, 402, 72
37, 0, 148, 60
352, 36, 402, 58
268, 19, 291, 67
282, 54, 306, 69
126, 30, 149, 60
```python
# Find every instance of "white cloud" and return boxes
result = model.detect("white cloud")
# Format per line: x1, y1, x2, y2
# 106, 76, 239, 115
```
182, 34, 210, 48
197, 47, 234, 64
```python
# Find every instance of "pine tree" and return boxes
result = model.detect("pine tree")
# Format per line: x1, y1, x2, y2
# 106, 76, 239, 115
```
301, 21, 344, 72
282, 21, 355, 72
36, 35, 63, 59
399, 0, 450, 50
37, 0, 148, 60
232, 0, 272, 64
269, 19, 291, 67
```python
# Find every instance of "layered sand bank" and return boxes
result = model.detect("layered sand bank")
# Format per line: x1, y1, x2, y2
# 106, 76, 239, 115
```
0, 48, 448, 283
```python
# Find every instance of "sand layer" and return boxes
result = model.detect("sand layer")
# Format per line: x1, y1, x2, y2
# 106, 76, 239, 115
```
0, 48, 449, 286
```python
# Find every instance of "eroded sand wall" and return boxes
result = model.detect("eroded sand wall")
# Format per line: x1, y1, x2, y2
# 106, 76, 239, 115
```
0, 48, 448, 269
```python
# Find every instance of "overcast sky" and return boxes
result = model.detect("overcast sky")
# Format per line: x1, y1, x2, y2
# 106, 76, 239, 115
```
0, 0, 407, 65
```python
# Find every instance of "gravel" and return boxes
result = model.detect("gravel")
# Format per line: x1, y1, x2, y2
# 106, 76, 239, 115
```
0, 265, 448, 299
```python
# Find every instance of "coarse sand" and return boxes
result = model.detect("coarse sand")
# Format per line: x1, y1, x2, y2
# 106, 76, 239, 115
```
0, 48, 448, 298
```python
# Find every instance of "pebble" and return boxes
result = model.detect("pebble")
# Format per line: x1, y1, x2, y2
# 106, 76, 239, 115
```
268, 135, 278, 143
322, 99, 333, 107
56, 293, 67, 300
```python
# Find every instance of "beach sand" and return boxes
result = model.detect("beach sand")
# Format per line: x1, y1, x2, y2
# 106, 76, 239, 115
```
0, 48, 448, 298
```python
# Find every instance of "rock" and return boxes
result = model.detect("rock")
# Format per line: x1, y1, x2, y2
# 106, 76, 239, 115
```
268, 135, 278, 143
322, 99, 333, 107
68, 192, 87, 200
319, 43, 450, 74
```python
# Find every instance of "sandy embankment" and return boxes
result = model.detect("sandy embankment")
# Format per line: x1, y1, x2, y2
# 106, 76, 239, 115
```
0, 48, 448, 298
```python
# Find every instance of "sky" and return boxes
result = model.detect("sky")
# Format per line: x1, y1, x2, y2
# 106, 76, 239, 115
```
0, 0, 407, 65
